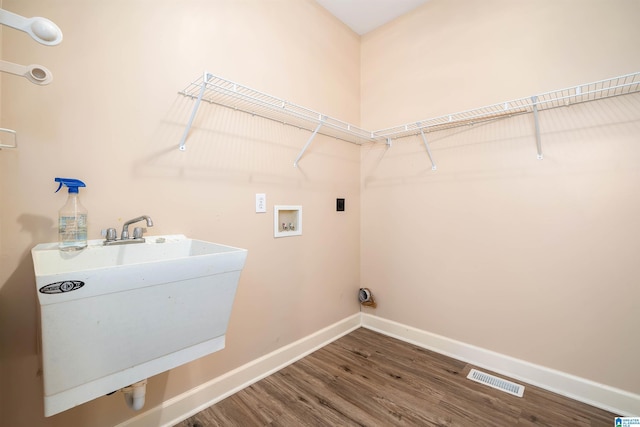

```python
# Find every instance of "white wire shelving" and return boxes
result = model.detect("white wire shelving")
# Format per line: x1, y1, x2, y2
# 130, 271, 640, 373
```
178, 72, 375, 166
177, 71, 640, 167
375, 71, 640, 167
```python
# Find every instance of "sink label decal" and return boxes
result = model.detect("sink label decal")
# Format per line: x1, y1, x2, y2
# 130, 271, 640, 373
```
39, 280, 84, 294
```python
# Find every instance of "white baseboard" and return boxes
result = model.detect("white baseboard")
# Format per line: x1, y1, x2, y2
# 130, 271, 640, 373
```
117, 313, 361, 427
361, 313, 640, 417
118, 312, 639, 426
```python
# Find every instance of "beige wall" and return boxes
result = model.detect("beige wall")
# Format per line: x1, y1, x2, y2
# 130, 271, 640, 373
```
0, 1, 360, 425
2, 0, 639, 425
361, 0, 640, 394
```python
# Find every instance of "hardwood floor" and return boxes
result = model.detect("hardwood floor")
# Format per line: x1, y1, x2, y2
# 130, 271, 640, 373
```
175, 328, 618, 426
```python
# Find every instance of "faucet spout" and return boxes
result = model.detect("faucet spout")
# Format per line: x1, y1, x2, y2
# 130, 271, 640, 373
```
121, 215, 153, 240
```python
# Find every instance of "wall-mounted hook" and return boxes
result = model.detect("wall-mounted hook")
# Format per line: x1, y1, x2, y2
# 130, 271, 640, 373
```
0, 8, 63, 46
0, 60, 52, 85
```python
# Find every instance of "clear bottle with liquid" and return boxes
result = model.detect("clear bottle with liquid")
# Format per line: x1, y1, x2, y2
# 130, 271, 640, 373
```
55, 178, 87, 251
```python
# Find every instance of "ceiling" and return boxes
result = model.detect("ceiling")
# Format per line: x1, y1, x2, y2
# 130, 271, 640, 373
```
315, 0, 430, 35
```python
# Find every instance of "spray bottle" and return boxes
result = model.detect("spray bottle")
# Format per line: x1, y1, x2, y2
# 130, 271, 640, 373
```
55, 177, 87, 251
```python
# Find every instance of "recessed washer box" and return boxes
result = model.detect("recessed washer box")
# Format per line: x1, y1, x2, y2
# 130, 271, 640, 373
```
31, 235, 247, 416
274, 205, 302, 237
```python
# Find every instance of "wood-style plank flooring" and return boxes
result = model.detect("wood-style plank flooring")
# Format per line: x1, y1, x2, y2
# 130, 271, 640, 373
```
175, 328, 618, 426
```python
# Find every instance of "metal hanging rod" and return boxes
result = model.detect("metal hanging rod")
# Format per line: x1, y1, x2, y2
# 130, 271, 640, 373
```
177, 71, 640, 165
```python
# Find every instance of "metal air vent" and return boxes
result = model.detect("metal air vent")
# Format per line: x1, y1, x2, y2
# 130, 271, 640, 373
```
467, 369, 525, 397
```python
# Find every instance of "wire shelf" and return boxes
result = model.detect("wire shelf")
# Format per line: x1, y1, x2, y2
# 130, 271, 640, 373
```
177, 71, 639, 164
179, 72, 374, 145
374, 72, 640, 139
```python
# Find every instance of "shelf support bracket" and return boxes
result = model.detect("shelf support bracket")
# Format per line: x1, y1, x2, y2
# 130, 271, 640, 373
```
294, 116, 326, 168
531, 95, 543, 160
0, 128, 17, 149
178, 72, 210, 151
418, 125, 437, 171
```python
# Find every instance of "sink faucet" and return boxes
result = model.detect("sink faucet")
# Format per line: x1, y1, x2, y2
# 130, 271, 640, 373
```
103, 215, 154, 246
121, 215, 154, 240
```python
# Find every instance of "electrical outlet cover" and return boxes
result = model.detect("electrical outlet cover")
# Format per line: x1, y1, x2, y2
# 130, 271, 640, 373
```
256, 194, 266, 213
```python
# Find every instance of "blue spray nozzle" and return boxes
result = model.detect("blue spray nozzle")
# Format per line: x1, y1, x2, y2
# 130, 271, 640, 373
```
54, 177, 86, 194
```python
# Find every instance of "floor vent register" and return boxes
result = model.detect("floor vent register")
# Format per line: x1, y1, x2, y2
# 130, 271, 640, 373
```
466, 369, 525, 397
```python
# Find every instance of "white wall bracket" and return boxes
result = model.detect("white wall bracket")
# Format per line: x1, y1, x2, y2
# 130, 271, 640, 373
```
418, 125, 437, 171
0, 8, 61, 86
0, 128, 17, 149
531, 95, 544, 160
0, 59, 53, 85
0, 8, 63, 46
294, 116, 326, 168
178, 72, 210, 151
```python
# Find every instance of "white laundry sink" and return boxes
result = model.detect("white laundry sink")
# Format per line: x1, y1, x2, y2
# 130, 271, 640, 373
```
31, 235, 247, 416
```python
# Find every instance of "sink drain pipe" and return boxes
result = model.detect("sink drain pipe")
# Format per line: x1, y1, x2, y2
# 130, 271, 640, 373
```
121, 379, 147, 411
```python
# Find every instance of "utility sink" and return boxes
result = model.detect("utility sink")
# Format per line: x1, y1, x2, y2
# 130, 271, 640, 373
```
31, 235, 247, 416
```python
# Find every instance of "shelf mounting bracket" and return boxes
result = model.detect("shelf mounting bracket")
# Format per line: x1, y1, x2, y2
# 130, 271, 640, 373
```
418, 124, 437, 171
531, 95, 543, 160
294, 116, 326, 168
178, 72, 211, 151
0, 128, 17, 149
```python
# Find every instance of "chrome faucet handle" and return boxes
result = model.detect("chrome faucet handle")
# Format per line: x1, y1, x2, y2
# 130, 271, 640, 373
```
133, 227, 144, 239
105, 228, 117, 241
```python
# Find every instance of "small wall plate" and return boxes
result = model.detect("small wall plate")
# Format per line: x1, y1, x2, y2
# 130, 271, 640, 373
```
274, 205, 302, 238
